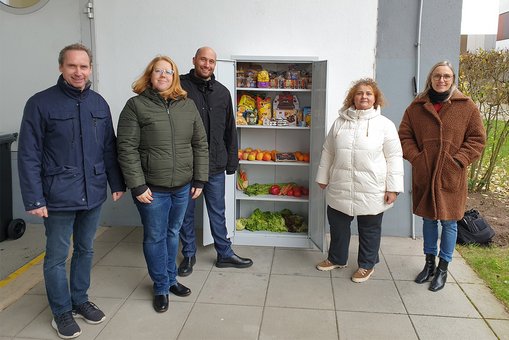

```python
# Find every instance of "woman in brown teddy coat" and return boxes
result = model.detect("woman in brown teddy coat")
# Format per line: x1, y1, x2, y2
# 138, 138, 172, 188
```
399, 61, 486, 292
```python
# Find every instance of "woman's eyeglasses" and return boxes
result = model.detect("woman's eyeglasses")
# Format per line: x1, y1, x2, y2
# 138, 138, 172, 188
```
153, 69, 174, 76
432, 74, 453, 81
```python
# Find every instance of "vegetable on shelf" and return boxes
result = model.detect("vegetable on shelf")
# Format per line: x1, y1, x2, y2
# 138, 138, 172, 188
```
236, 170, 249, 190
244, 183, 273, 196
235, 208, 308, 233
242, 182, 309, 197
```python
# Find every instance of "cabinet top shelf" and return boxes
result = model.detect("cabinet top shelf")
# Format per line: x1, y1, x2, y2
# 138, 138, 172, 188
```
238, 125, 309, 130
236, 191, 309, 202
237, 87, 311, 93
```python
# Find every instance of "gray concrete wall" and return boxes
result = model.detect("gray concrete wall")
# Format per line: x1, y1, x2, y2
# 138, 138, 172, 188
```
375, 0, 463, 236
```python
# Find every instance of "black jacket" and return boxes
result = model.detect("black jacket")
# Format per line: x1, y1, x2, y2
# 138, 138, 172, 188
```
180, 69, 238, 175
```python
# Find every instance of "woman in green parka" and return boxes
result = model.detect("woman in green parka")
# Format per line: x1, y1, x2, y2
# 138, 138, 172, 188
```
117, 56, 208, 312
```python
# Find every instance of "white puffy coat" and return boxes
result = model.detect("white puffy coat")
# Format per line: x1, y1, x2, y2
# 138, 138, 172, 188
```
315, 106, 404, 216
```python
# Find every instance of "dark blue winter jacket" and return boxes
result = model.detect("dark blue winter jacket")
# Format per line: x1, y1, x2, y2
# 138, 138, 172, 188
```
18, 75, 125, 211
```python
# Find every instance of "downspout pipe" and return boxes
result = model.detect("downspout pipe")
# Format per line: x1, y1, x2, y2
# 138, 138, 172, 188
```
411, 0, 424, 239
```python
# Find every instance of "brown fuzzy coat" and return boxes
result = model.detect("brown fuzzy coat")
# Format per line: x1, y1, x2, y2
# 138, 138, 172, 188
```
399, 90, 486, 220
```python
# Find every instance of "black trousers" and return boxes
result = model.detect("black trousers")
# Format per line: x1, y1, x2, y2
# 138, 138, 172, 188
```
326, 206, 384, 269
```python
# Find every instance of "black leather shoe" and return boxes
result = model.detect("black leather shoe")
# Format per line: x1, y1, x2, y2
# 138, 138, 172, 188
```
169, 282, 191, 297
429, 267, 447, 292
178, 256, 196, 277
153, 294, 168, 313
215, 254, 253, 268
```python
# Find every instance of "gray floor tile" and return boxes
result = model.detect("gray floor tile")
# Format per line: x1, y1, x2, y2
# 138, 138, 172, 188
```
95, 299, 192, 340
129, 270, 209, 303
211, 246, 274, 274
17, 297, 123, 340
197, 271, 268, 306
329, 254, 392, 280
385, 254, 453, 282
448, 256, 485, 284
260, 307, 338, 340
411, 315, 497, 340
328, 251, 357, 278
266, 275, 334, 310
271, 248, 330, 277
380, 236, 424, 256
332, 277, 406, 313
337, 311, 418, 340
385, 254, 424, 281
124, 274, 151, 300
120, 227, 143, 243
0, 224, 45, 281
179, 303, 262, 340
396, 280, 481, 317
487, 319, 509, 339
94, 226, 135, 243
91, 241, 119, 266
177, 244, 216, 272
0, 294, 47, 337
461, 283, 509, 319
94, 241, 145, 268
88, 266, 147, 299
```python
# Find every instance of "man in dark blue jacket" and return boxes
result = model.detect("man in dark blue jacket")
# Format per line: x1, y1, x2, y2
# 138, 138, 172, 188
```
178, 47, 253, 276
18, 43, 125, 339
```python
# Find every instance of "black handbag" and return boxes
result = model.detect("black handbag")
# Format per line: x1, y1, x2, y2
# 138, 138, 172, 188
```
456, 209, 495, 245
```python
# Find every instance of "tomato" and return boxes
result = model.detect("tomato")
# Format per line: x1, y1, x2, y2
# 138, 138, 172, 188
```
301, 187, 309, 196
287, 189, 294, 196
293, 188, 302, 197
269, 185, 281, 195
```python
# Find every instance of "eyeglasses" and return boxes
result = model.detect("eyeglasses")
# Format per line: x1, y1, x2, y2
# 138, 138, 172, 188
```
153, 68, 174, 76
432, 74, 453, 81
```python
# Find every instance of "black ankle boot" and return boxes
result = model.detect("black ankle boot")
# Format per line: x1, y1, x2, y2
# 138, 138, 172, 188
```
429, 258, 448, 292
415, 254, 435, 284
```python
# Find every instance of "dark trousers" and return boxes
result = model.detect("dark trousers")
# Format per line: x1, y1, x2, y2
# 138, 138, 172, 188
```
327, 206, 384, 269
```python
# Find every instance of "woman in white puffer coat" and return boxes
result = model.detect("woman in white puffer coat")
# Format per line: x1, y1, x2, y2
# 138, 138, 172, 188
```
315, 78, 404, 283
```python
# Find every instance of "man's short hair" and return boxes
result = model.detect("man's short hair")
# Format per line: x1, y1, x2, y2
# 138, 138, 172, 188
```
58, 43, 93, 66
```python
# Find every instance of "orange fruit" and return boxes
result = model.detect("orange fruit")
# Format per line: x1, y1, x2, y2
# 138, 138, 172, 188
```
303, 153, 310, 162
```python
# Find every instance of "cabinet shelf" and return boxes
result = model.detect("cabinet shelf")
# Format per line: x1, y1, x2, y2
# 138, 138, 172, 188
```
239, 160, 309, 166
238, 125, 309, 130
236, 190, 309, 202
233, 230, 315, 248
237, 87, 311, 93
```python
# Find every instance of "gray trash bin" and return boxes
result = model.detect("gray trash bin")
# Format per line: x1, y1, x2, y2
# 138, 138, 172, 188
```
0, 132, 25, 241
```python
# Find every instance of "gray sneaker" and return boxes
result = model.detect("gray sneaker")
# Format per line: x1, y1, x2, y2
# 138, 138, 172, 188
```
72, 301, 106, 324
51, 311, 82, 339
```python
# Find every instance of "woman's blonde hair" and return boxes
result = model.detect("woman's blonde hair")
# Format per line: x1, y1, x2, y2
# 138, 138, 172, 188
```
132, 55, 187, 100
341, 78, 385, 112
418, 60, 457, 101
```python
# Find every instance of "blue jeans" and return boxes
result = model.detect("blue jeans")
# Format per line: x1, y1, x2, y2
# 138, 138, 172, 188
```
179, 172, 234, 259
422, 218, 457, 263
134, 184, 190, 295
43, 205, 102, 316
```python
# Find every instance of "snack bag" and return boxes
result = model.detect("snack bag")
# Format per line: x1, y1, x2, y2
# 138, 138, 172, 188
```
256, 96, 272, 125
257, 70, 270, 88
237, 94, 256, 119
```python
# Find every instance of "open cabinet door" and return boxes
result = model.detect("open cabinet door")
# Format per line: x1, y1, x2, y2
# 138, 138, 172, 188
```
308, 60, 327, 251
201, 59, 236, 246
